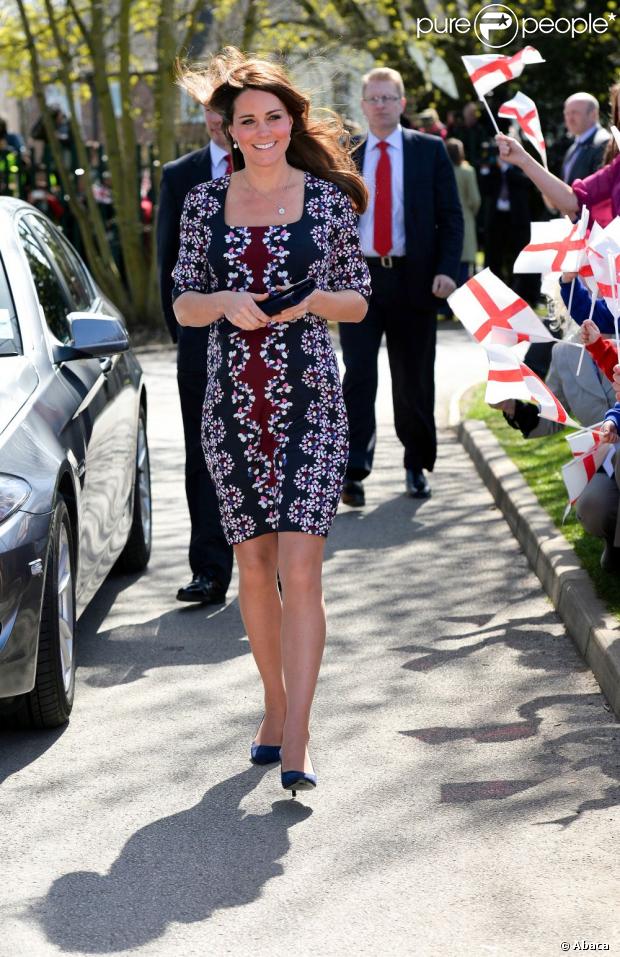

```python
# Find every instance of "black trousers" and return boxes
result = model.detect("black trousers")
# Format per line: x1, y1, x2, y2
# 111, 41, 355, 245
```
484, 210, 540, 308
177, 369, 233, 587
339, 262, 437, 480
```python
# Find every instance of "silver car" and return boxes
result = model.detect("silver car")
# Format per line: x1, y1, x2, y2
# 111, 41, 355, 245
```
0, 198, 152, 728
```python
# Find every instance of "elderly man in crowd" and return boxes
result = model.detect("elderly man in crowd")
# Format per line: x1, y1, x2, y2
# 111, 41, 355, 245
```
561, 92, 610, 185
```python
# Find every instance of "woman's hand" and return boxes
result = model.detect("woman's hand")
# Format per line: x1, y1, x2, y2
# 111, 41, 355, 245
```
580, 319, 601, 346
601, 420, 618, 444
224, 291, 270, 330
495, 133, 529, 169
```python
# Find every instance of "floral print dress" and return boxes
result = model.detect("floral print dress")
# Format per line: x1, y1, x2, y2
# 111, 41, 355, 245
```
172, 172, 371, 545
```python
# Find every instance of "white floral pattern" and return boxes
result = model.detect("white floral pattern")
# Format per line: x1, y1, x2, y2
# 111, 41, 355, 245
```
172, 173, 371, 544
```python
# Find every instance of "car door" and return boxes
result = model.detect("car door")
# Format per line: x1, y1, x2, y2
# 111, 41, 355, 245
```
16, 214, 133, 606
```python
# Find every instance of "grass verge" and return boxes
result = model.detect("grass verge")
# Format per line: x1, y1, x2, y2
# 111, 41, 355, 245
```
462, 383, 620, 619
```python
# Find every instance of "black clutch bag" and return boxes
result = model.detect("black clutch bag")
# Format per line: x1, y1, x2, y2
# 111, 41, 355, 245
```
259, 278, 316, 318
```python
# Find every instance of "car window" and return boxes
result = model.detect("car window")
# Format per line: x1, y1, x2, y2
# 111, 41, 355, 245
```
17, 220, 73, 344
26, 214, 93, 312
0, 254, 21, 356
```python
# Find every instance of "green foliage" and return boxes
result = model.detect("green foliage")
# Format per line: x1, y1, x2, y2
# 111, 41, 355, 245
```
227, 0, 620, 115
463, 383, 620, 619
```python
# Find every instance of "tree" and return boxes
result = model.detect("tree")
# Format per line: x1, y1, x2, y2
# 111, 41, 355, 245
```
0, 0, 210, 327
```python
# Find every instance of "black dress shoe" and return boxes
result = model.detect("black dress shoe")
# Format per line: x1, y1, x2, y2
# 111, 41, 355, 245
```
177, 575, 227, 604
341, 480, 365, 507
405, 469, 431, 499
600, 541, 620, 573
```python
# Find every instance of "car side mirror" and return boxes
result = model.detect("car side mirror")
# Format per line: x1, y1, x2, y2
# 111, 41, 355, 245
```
52, 312, 130, 363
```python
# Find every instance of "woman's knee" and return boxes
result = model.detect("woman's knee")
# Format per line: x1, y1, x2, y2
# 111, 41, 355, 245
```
279, 557, 323, 596
235, 539, 278, 585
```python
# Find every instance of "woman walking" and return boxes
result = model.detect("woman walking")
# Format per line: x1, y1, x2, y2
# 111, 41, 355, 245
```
172, 48, 370, 796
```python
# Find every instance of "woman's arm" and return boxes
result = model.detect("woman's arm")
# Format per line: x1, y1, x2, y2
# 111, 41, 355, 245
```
271, 288, 367, 325
174, 289, 271, 330
174, 290, 230, 327
496, 134, 579, 215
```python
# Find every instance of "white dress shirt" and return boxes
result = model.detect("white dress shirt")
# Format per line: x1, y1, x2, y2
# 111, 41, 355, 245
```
210, 140, 231, 178
358, 125, 406, 257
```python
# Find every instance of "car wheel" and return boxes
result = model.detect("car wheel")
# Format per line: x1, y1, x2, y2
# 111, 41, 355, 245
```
19, 498, 76, 728
115, 408, 152, 573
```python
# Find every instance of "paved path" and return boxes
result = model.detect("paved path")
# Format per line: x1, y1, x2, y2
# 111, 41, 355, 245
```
1, 326, 619, 957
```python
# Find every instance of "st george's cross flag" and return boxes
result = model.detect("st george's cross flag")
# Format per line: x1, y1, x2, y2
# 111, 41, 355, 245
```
580, 221, 605, 294
461, 47, 545, 98
448, 268, 553, 346
561, 443, 610, 504
514, 209, 588, 275
498, 92, 546, 167
484, 344, 579, 426
566, 425, 605, 457
587, 217, 620, 319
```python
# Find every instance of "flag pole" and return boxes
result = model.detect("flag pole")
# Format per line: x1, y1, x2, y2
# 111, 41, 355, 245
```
576, 344, 585, 377
480, 95, 501, 136
567, 278, 575, 316
608, 251, 620, 355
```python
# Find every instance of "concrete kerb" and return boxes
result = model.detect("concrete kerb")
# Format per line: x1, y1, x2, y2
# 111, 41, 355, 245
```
457, 418, 620, 719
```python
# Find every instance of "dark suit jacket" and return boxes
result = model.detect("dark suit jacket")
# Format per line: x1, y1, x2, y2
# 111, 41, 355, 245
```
479, 161, 538, 231
156, 145, 212, 371
562, 125, 610, 184
354, 128, 463, 308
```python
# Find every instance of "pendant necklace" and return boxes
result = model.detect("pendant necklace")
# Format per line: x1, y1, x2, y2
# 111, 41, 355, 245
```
243, 168, 294, 216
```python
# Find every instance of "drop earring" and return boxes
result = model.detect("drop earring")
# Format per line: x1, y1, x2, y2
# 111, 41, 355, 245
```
233, 141, 238, 149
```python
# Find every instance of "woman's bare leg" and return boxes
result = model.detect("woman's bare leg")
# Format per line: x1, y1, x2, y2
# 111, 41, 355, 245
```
277, 532, 326, 774
234, 533, 286, 744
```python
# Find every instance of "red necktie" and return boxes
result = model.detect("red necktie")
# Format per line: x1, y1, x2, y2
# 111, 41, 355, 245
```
373, 141, 392, 256
225, 153, 232, 174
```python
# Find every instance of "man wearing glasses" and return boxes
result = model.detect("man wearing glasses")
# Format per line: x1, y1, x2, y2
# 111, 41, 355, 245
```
340, 68, 463, 506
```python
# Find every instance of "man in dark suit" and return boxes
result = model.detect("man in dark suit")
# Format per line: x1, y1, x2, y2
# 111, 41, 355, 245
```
480, 153, 541, 309
339, 68, 463, 506
561, 92, 610, 185
157, 107, 233, 603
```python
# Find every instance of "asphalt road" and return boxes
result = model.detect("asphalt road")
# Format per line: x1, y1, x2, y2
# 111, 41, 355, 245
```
1, 324, 619, 957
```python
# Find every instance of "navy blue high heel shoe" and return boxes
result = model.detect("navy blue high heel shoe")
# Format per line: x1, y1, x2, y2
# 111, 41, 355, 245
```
250, 742, 281, 765
250, 717, 281, 765
281, 770, 317, 797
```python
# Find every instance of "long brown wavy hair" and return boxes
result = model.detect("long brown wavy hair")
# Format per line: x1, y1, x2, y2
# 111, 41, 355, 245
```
176, 47, 368, 214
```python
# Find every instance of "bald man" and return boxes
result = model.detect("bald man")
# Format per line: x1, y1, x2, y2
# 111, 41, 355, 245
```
561, 92, 610, 185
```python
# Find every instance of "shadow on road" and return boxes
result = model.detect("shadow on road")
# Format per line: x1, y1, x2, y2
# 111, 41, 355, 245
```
76, 572, 249, 689
402, 692, 620, 824
31, 765, 311, 953
0, 725, 66, 785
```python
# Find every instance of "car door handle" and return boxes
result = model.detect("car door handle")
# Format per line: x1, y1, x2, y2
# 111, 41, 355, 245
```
99, 356, 113, 375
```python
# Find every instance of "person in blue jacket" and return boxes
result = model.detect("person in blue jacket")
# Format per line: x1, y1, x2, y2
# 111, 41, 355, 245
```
559, 273, 617, 333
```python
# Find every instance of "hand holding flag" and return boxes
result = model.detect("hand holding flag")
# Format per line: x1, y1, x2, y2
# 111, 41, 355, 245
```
498, 92, 547, 168
484, 344, 579, 427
